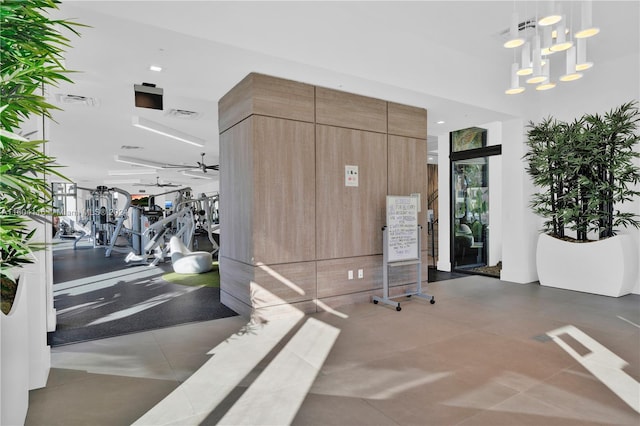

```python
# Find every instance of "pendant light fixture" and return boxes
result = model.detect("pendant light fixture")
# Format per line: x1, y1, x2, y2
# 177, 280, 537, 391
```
560, 46, 582, 81
541, 26, 554, 56
526, 35, 547, 84
536, 59, 556, 90
517, 41, 533, 76
504, 11, 525, 48
550, 16, 573, 52
502, 0, 599, 95
575, 37, 594, 71
575, 0, 600, 39
538, 0, 562, 27
506, 63, 526, 94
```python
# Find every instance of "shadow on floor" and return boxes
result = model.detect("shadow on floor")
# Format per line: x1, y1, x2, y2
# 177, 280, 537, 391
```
50, 243, 236, 346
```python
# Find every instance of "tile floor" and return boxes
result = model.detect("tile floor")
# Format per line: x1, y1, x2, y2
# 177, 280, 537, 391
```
26, 275, 640, 425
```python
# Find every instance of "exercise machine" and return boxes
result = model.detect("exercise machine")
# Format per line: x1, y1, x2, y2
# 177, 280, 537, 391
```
125, 187, 195, 266
125, 200, 195, 266
73, 186, 133, 257
188, 193, 220, 256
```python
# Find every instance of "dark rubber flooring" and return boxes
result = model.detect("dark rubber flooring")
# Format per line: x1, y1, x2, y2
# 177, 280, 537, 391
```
49, 240, 237, 346
428, 267, 468, 282
50, 237, 468, 346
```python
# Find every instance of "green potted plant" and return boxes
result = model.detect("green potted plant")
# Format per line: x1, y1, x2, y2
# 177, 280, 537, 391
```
524, 101, 640, 296
1, 0, 81, 309
1, 1, 82, 423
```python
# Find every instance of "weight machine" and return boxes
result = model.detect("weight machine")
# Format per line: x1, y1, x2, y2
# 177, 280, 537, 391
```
74, 186, 133, 257
190, 193, 220, 256
124, 190, 220, 266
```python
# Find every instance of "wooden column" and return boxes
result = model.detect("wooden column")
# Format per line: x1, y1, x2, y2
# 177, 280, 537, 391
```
218, 73, 428, 316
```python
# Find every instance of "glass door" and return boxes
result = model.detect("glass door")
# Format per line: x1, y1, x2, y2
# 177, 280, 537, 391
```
452, 157, 489, 270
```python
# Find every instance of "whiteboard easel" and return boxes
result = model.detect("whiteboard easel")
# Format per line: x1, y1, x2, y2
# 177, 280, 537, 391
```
373, 195, 435, 311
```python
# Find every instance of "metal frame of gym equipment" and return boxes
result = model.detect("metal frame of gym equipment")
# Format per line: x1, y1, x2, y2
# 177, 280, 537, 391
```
138, 204, 196, 266
75, 186, 133, 257
124, 187, 193, 266
190, 192, 220, 256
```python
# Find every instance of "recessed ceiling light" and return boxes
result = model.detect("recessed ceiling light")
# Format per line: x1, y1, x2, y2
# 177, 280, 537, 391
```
149, 65, 162, 72
437, 120, 445, 124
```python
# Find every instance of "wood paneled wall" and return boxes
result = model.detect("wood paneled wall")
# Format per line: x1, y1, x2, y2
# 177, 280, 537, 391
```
388, 102, 428, 139
315, 87, 387, 133
219, 118, 253, 264
388, 135, 428, 251
315, 125, 387, 259
253, 116, 316, 264
219, 73, 315, 133
219, 73, 427, 315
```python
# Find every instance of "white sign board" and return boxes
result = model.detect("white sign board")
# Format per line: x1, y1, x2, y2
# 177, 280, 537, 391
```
345, 165, 359, 187
386, 195, 419, 262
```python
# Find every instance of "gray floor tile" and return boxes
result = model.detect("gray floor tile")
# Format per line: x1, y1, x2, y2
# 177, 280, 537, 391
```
26, 276, 640, 426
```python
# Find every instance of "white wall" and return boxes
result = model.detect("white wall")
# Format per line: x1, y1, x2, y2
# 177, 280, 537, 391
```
437, 133, 451, 271
483, 122, 502, 267
500, 119, 541, 284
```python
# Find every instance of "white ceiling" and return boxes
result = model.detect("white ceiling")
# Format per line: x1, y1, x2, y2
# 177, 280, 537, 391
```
45, 1, 639, 193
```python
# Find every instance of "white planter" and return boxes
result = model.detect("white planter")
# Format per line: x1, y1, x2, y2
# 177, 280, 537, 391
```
1, 275, 30, 426
537, 233, 638, 297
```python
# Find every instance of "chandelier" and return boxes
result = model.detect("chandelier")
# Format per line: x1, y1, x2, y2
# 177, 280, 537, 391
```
504, 0, 599, 95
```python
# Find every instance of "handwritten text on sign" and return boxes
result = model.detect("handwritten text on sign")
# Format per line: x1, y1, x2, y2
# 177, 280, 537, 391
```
386, 196, 418, 262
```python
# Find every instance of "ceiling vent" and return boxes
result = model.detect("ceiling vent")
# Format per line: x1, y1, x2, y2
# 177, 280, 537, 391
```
55, 93, 99, 107
120, 145, 143, 150
166, 108, 200, 119
498, 18, 537, 40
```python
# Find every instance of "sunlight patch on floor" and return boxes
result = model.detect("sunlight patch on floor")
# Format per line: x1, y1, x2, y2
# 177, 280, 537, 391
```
132, 312, 305, 425
54, 266, 162, 297
547, 325, 640, 413
218, 317, 340, 425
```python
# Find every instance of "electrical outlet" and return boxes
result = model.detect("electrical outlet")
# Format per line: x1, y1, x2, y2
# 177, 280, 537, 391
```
358, 269, 364, 279
348, 270, 354, 280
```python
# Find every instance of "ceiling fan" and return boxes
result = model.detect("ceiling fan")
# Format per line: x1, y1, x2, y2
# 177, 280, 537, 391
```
139, 176, 180, 188
162, 152, 219, 173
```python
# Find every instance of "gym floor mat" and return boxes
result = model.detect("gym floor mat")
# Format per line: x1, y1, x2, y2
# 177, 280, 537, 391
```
49, 246, 236, 346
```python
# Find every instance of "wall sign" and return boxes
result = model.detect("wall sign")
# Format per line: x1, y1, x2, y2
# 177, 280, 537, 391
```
345, 165, 358, 187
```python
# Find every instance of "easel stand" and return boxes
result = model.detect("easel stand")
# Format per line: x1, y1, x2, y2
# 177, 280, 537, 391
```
373, 225, 435, 311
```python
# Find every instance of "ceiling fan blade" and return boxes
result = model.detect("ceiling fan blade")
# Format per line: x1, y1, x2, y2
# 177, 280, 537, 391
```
160, 163, 192, 169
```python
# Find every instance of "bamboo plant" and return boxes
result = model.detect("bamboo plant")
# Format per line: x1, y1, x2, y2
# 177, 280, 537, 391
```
0, 0, 83, 313
524, 101, 640, 242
